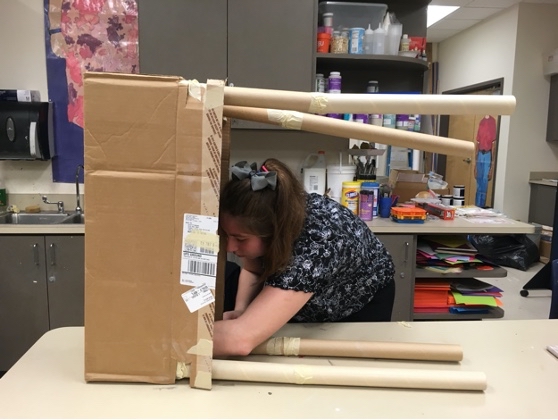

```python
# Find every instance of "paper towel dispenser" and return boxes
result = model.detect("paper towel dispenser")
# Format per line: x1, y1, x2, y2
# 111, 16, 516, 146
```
0, 101, 55, 160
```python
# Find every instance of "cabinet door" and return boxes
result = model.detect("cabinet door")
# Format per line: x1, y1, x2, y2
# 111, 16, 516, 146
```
137, 0, 227, 81
46, 235, 85, 329
375, 234, 415, 321
228, 0, 316, 128
0, 236, 49, 371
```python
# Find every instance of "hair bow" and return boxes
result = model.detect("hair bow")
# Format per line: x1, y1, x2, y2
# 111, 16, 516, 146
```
231, 161, 277, 191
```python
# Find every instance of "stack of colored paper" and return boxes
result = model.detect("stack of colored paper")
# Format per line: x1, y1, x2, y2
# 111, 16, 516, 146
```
416, 235, 494, 274
414, 280, 453, 313
414, 278, 503, 314
449, 279, 503, 314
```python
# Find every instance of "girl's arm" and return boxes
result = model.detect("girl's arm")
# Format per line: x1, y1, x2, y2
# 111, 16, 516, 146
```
213, 285, 313, 357
234, 258, 264, 312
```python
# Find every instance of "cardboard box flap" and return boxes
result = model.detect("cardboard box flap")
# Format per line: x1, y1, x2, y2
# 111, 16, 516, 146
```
83, 72, 226, 388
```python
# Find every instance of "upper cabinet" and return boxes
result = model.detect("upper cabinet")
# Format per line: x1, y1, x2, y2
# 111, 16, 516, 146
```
138, 0, 316, 129
137, 0, 228, 82
137, 0, 430, 129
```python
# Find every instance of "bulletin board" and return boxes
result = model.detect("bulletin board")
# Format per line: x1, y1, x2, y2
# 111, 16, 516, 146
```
43, 0, 139, 182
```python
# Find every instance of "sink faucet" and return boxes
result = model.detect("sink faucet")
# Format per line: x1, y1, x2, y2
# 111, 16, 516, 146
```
75, 164, 84, 214
42, 195, 65, 213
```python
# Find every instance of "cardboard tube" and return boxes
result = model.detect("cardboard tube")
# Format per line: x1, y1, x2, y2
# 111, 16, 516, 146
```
224, 86, 516, 115
223, 106, 474, 159
251, 337, 463, 362
177, 359, 486, 391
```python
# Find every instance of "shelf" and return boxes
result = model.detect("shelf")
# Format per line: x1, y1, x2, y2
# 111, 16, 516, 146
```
348, 148, 385, 156
414, 307, 504, 320
415, 265, 508, 279
316, 53, 429, 72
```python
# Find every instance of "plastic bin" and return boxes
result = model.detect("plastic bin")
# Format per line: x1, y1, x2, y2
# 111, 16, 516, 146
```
318, 2, 388, 31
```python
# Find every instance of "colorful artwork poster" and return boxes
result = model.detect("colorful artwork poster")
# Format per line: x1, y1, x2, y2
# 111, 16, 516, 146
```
43, 0, 139, 182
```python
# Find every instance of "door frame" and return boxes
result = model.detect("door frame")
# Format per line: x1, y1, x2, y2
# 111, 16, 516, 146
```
438, 78, 504, 208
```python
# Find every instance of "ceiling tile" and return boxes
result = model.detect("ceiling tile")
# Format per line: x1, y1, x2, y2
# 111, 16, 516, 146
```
468, 0, 520, 7
431, 18, 481, 29
449, 6, 504, 19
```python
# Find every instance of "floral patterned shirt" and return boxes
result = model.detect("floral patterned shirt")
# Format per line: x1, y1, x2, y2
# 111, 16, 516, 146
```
265, 193, 395, 322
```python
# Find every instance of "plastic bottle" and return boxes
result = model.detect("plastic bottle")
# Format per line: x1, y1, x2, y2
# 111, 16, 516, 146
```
327, 72, 342, 119
302, 151, 327, 195
400, 34, 410, 52
363, 24, 375, 55
372, 24, 385, 55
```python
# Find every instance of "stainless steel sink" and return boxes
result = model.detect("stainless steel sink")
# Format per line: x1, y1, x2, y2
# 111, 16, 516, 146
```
0, 211, 84, 225
59, 213, 85, 224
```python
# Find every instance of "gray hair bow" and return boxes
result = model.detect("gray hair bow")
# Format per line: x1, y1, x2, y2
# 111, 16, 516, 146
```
231, 161, 277, 191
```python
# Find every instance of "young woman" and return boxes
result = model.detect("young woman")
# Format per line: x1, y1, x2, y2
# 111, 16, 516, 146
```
213, 158, 395, 357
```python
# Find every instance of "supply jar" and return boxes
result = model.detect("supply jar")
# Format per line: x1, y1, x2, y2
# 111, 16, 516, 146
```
359, 181, 379, 220
341, 181, 361, 216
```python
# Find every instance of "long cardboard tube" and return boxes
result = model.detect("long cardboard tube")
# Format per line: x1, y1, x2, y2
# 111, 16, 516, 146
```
176, 359, 486, 391
224, 86, 516, 115
251, 337, 463, 362
223, 105, 475, 159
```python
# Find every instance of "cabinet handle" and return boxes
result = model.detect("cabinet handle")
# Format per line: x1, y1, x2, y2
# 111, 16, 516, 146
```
33, 243, 40, 266
404, 241, 409, 263
49, 243, 56, 266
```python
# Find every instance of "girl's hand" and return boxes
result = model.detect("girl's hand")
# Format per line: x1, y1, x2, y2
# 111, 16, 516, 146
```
223, 310, 244, 320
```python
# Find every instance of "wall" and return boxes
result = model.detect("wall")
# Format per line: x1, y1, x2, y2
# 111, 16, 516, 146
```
0, 0, 77, 196
437, 3, 558, 221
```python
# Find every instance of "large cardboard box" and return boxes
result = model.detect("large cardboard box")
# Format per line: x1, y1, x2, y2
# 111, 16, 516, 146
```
388, 169, 448, 203
83, 72, 227, 389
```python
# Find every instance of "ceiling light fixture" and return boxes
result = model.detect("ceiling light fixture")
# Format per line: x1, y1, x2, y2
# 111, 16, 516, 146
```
427, 5, 460, 27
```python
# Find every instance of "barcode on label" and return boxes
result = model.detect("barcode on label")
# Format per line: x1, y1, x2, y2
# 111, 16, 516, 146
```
188, 260, 216, 277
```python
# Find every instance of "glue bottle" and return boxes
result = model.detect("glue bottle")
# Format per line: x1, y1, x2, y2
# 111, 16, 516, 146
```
364, 24, 375, 55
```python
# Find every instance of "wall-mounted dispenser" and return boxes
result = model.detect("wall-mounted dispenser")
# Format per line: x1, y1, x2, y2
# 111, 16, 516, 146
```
0, 101, 55, 160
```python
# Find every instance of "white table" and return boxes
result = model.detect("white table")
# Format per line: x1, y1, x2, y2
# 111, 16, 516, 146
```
1, 321, 557, 418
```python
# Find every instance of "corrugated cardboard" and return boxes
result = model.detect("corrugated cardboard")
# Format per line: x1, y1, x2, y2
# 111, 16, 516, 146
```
389, 169, 448, 203
539, 239, 551, 263
83, 72, 227, 389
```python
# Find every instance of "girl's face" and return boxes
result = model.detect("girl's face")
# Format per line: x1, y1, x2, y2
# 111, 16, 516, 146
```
220, 213, 266, 260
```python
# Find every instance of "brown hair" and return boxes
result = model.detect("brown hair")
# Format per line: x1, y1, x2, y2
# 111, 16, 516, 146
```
219, 158, 307, 281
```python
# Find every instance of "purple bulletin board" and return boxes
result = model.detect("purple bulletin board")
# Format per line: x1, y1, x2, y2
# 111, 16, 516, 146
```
43, 0, 139, 182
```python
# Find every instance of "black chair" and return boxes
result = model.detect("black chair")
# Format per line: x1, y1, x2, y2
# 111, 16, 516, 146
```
521, 188, 558, 319
550, 259, 558, 319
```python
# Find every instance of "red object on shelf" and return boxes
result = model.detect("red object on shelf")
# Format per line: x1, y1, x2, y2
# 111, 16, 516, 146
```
317, 32, 331, 53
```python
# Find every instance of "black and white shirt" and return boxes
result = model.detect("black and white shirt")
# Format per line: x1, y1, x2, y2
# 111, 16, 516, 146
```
265, 193, 395, 322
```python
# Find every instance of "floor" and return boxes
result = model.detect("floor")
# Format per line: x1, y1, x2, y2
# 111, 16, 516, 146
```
480, 261, 552, 320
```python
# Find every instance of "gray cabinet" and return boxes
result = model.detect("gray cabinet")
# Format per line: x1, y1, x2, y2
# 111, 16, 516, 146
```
529, 183, 556, 226
138, 0, 227, 81
546, 74, 558, 142
375, 233, 415, 321
138, 0, 316, 129
0, 235, 84, 371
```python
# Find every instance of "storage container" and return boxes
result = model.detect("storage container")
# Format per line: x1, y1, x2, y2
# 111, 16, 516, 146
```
318, 2, 387, 33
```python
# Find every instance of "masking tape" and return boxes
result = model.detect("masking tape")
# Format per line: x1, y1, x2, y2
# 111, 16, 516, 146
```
309, 93, 328, 114
187, 338, 213, 357
194, 370, 212, 390
183, 79, 202, 101
283, 337, 301, 356
176, 361, 189, 379
265, 337, 300, 356
293, 365, 313, 385
267, 109, 303, 129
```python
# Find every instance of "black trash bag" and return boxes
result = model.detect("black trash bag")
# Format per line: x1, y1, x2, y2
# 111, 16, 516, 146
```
469, 234, 540, 271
